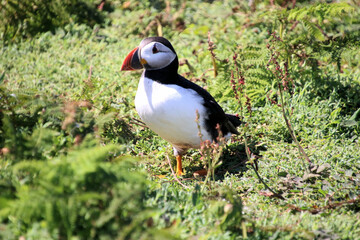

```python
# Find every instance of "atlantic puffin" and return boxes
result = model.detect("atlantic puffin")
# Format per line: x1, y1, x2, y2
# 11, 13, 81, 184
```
121, 37, 241, 175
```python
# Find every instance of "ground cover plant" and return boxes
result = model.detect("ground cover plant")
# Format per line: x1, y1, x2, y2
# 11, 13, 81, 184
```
0, 0, 360, 239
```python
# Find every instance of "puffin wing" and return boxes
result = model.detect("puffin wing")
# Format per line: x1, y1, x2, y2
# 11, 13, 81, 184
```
176, 75, 240, 138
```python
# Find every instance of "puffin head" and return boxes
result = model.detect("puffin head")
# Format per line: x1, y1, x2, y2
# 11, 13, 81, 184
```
121, 37, 178, 71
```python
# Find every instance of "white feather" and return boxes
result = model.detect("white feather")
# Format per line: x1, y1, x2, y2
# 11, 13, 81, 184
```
135, 75, 212, 153
140, 42, 176, 70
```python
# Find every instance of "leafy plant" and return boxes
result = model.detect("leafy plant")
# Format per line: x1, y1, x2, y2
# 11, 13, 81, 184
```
0, 0, 107, 45
2, 140, 173, 239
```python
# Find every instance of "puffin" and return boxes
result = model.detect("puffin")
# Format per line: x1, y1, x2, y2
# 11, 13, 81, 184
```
121, 37, 241, 175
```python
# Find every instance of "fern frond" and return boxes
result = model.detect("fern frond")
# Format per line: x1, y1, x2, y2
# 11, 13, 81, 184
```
303, 20, 325, 41
288, 3, 354, 22
325, 2, 354, 17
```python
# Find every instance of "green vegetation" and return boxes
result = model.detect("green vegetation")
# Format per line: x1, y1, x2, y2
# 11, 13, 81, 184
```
0, 0, 108, 45
1, 0, 359, 239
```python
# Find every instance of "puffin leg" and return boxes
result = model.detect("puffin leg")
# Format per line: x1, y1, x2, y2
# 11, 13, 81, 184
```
176, 155, 184, 175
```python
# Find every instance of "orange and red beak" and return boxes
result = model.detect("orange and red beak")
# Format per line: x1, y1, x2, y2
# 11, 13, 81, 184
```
121, 47, 143, 71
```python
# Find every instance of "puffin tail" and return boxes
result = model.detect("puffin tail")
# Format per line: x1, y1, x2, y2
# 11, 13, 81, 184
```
226, 114, 242, 127
225, 114, 243, 135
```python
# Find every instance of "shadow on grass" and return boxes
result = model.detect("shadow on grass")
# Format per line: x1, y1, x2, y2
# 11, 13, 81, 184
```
183, 140, 263, 180
215, 143, 249, 178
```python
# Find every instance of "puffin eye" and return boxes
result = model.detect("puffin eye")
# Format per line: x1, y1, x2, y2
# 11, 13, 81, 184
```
152, 45, 159, 54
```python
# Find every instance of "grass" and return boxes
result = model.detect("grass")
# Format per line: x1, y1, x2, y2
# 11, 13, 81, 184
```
1, 0, 360, 239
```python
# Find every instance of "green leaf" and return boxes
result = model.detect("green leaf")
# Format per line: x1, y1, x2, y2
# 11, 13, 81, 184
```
0, 72, 5, 83
318, 189, 328, 197
340, 120, 358, 127
349, 108, 360, 121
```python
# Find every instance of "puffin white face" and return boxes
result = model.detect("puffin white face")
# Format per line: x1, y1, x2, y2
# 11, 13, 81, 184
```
140, 42, 177, 70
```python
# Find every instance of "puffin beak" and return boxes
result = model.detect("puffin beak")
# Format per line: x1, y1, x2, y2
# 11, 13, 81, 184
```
121, 47, 143, 71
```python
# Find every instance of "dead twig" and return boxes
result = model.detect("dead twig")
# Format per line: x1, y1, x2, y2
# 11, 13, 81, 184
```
287, 195, 360, 214
130, 118, 148, 128
207, 32, 218, 77
266, 34, 313, 169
